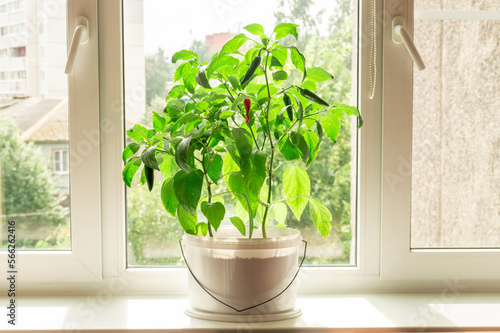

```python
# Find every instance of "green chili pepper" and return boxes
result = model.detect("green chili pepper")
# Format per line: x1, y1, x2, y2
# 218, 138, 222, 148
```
299, 87, 329, 107
283, 93, 293, 121
145, 166, 154, 191
241, 54, 261, 86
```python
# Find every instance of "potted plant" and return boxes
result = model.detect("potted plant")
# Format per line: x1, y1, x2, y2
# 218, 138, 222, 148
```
122, 22, 362, 321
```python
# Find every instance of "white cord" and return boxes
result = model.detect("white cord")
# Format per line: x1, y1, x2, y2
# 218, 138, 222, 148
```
368, 0, 377, 99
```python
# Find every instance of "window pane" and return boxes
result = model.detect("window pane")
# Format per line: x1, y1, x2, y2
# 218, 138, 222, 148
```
124, 0, 358, 265
411, 2, 500, 248
0, 1, 70, 250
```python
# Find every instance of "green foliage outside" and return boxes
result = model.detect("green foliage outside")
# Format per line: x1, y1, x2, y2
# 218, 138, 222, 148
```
0, 120, 68, 249
145, 48, 176, 106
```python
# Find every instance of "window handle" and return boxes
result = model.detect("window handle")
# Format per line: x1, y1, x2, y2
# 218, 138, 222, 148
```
392, 16, 426, 71
64, 16, 89, 75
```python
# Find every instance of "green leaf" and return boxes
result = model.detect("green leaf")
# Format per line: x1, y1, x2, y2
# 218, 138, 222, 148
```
283, 165, 310, 220
174, 62, 192, 82
309, 198, 332, 237
299, 80, 317, 91
141, 146, 159, 170
271, 202, 288, 226
301, 129, 320, 166
183, 66, 198, 93
177, 205, 197, 235
243, 23, 264, 36
273, 23, 298, 40
278, 134, 302, 161
201, 201, 225, 231
306, 67, 334, 82
289, 46, 306, 82
173, 169, 204, 214
218, 110, 235, 120
122, 142, 140, 162
334, 103, 363, 129
227, 173, 259, 216
257, 84, 278, 105
161, 178, 178, 217
208, 55, 240, 77
139, 164, 146, 186
152, 111, 167, 133
230, 216, 246, 236
172, 49, 198, 63
205, 154, 223, 183
271, 47, 287, 68
196, 222, 208, 236
272, 70, 288, 82
159, 154, 177, 179
196, 65, 211, 89
175, 136, 195, 172
290, 132, 310, 163
334, 103, 359, 116
260, 34, 269, 46
271, 56, 283, 68
165, 100, 185, 121
241, 151, 267, 197
122, 157, 141, 187
166, 85, 185, 100
126, 124, 148, 143
320, 111, 341, 143
221, 33, 249, 54
232, 128, 253, 163
228, 76, 241, 91
223, 153, 240, 184
172, 113, 202, 134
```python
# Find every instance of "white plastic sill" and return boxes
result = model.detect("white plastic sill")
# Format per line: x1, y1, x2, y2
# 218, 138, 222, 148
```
1, 293, 499, 332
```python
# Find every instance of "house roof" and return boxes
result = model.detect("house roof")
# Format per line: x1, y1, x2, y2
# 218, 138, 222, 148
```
0, 97, 68, 142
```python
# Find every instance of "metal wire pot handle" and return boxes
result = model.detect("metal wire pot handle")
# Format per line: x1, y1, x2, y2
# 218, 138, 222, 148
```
179, 238, 307, 313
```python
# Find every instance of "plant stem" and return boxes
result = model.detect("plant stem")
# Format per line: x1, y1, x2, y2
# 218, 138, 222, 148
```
260, 50, 275, 238
202, 154, 214, 237
261, 148, 274, 238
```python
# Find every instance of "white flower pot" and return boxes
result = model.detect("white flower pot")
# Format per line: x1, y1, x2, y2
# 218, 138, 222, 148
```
181, 227, 303, 322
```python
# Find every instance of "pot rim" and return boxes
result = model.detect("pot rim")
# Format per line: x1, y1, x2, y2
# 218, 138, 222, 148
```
182, 226, 302, 250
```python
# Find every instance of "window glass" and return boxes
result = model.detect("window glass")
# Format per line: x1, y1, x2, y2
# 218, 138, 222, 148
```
9, 23, 26, 35
11, 46, 26, 57
123, 0, 358, 266
0, 1, 70, 250
411, 1, 500, 248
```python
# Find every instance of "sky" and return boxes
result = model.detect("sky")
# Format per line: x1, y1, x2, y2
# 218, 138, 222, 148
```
140, 0, 333, 55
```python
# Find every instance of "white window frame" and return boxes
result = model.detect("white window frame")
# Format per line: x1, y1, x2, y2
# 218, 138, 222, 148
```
4, 0, 499, 294
0, 0, 101, 286
379, 0, 500, 282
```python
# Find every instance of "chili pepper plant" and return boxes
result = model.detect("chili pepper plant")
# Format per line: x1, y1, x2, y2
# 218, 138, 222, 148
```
122, 23, 362, 239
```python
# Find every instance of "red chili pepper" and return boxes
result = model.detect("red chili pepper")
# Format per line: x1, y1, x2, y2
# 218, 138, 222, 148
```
244, 98, 251, 123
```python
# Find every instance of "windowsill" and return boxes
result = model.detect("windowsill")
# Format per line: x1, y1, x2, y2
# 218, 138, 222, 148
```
1, 293, 499, 331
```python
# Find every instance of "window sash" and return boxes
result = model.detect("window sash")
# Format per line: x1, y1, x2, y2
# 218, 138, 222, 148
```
0, 0, 101, 284
379, 0, 500, 281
